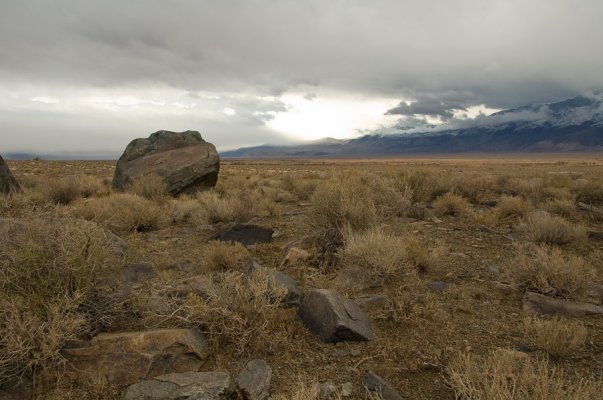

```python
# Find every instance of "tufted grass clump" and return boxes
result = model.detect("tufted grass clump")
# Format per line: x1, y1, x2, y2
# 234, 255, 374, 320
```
0, 217, 123, 382
523, 316, 587, 359
432, 192, 471, 217
522, 212, 587, 245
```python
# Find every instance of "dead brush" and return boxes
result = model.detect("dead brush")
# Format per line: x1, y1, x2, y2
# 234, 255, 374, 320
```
521, 212, 587, 245
448, 348, 602, 399
202, 240, 249, 272
504, 244, 594, 298
432, 192, 472, 217
0, 217, 123, 383
72, 193, 165, 234
33, 175, 103, 205
127, 174, 169, 201
522, 316, 587, 359
495, 195, 532, 220
196, 191, 254, 224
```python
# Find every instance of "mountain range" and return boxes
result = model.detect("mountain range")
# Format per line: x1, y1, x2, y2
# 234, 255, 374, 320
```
222, 95, 603, 157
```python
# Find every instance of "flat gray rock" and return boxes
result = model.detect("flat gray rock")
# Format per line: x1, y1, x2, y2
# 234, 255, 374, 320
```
112, 130, 219, 196
210, 224, 273, 246
523, 292, 603, 317
123, 371, 231, 400
235, 359, 272, 400
298, 289, 375, 343
362, 371, 403, 400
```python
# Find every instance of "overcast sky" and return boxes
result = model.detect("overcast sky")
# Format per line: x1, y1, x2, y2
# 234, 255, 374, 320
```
1, 0, 602, 155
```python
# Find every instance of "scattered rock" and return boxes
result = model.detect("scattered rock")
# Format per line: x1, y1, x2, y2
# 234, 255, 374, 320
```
210, 223, 273, 246
123, 371, 231, 400
170, 275, 213, 299
317, 380, 337, 399
362, 371, 403, 400
494, 282, 514, 293
355, 294, 387, 309
298, 289, 375, 343
236, 359, 272, 400
281, 247, 311, 266
0, 156, 21, 194
63, 329, 209, 386
341, 382, 353, 397
112, 130, 219, 196
244, 260, 303, 307
427, 281, 449, 292
522, 292, 603, 317
487, 264, 501, 274
122, 262, 156, 287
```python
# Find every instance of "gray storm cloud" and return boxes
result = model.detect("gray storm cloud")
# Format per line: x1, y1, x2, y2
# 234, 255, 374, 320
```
1, 0, 602, 154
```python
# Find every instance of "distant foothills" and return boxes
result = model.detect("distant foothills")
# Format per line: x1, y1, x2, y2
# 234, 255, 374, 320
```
223, 95, 603, 158
5, 95, 603, 160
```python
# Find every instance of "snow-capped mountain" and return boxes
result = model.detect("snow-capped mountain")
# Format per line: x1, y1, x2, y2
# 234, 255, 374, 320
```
222, 95, 603, 157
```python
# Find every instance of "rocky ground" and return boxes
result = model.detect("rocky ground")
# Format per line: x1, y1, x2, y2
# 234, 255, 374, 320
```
1, 156, 602, 399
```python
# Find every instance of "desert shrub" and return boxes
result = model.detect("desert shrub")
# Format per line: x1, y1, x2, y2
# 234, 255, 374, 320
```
452, 174, 497, 204
574, 181, 603, 205
495, 196, 532, 220
402, 235, 442, 272
154, 271, 293, 356
523, 316, 587, 359
505, 177, 545, 202
522, 212, 587, 245
203, 240, 249, 272
448, 348, 602, 400
432, 192, 471, 217
128, 174, 169, 201
543, 198, 575, 218
393, 169, 446, 203
168, 197, 205, 225
0, 218, 122, 382
338, 228, 406, 279
505, 244, 594, 298
371, 177, 414, 218
308, 174, 377, 255
72, 193, 165, 233
196, 191, 254, 224
0, 192, 39, 218
35, 175, 102, 205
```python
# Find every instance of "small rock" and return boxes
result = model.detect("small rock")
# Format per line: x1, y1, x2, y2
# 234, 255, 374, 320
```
170, 275, 212, 299
122, 262, 156, 287
362, 371, 403, 400
333, 349, 350, 358
236, 359, 272, 400
487, 265, 500, 274
210, 223, 273, 246
123, 371, 231, 400
244, 260, 303, 307
341, 382, 353, 397
355, 294, 387, 309
298, 289, 375, 343
428, 281, 449, 292
494, 282, 514, 293
523, 292, 603, 317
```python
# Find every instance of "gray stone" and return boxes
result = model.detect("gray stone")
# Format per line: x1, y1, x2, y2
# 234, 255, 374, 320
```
112, 130, 219, 196
355, 295, 387, 309
235, 359, 272, 400
0, 156, 21, 194
427, 281, 449, 292
63, 329, 209, 386
523, 292, 603, 317
123, 371, 231, 400
170, 275, 213, 299
122, 262, 156, 287
210, 224, 273, 246
362, 371, 403, 400
244, 260, 302, 307
298, 289, 375, 343
487, 264, 501, 274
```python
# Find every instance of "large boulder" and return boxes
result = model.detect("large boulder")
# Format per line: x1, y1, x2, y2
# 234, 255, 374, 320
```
298, 289, 375, 343
112, 130, 219, 196
0, 155, 21, 194
63, 328, 209, 386
235, 359, 272, 400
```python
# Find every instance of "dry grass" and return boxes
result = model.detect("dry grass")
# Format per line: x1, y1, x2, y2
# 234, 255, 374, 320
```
543, 198, 575, 218
72, 193, 165, 234
505, 244, 595, 298
495, 196, 532, 220
307, 174, 377, 256
523, 316, 588, 359
448, 348, 603, 400
127, 174, 169, 201
432, 192, 471, 217
34, 175, 103, 205
521, 212, 587, 245
0, 217, 123, 382
574, 180, 603, 205
196, 191, 254, 224
202, 240, 249, 272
